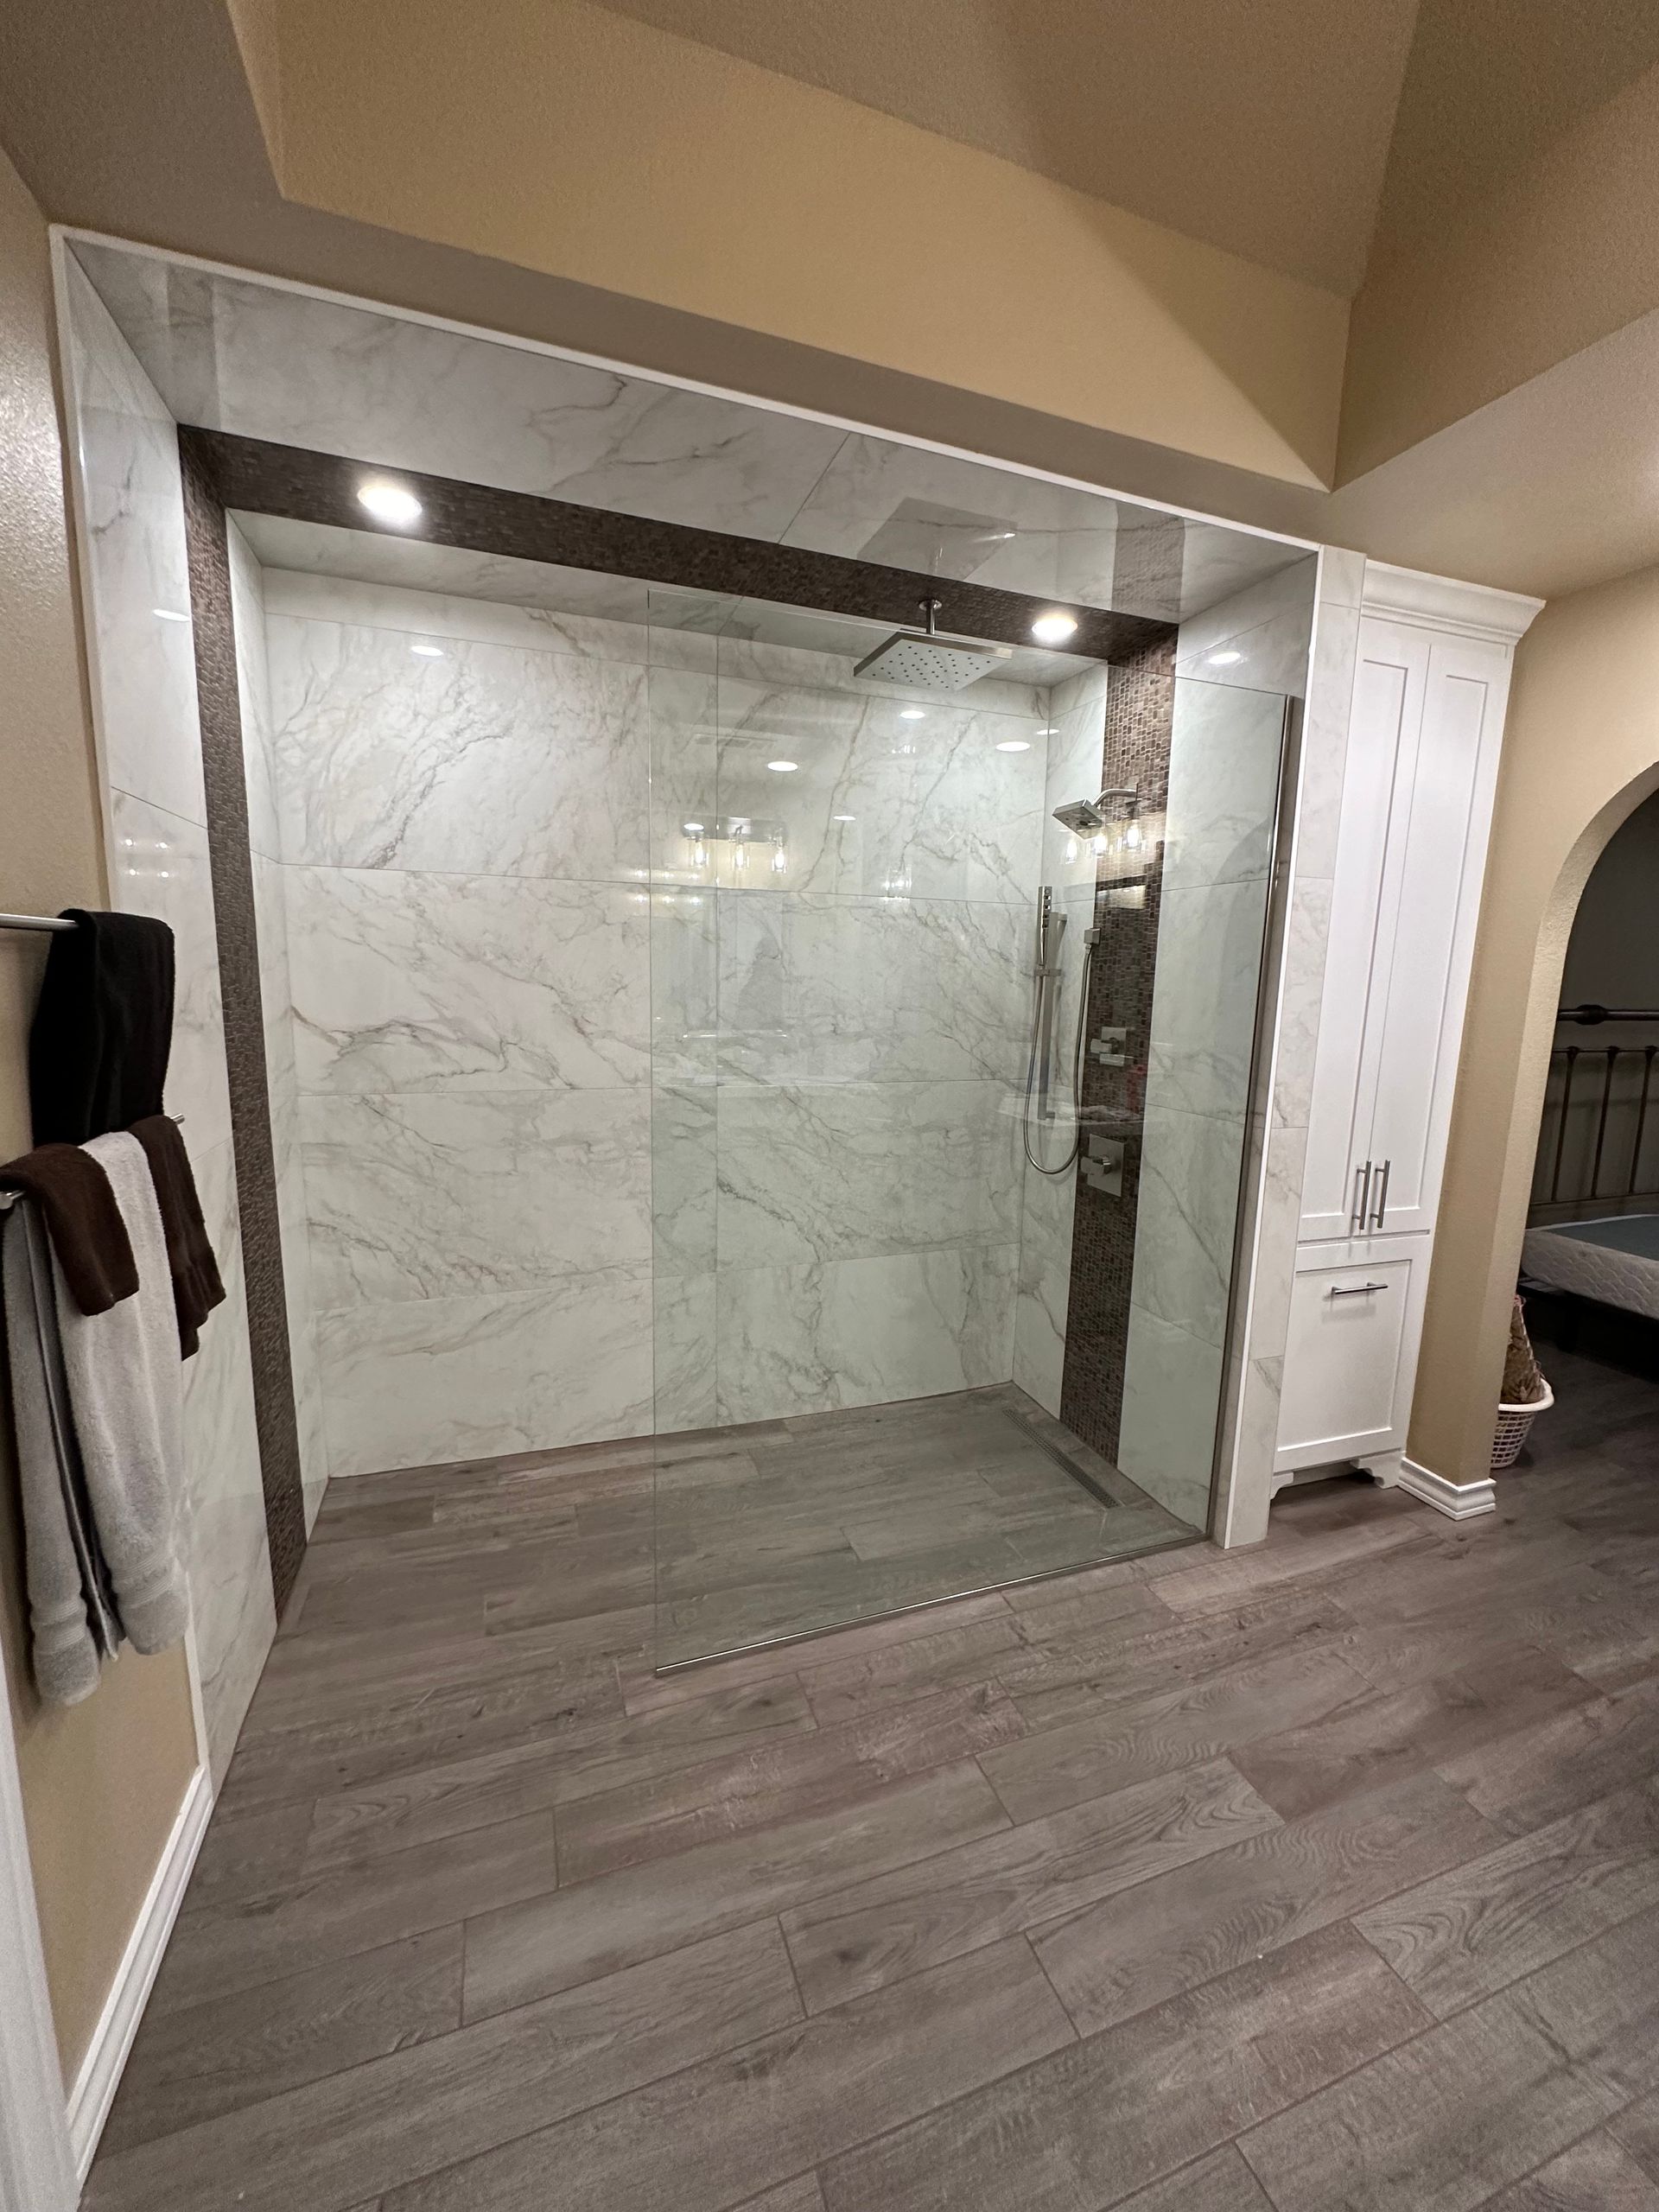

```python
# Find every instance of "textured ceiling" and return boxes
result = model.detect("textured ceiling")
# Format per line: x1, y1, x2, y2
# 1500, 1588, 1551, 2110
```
592, 0, 1419, 294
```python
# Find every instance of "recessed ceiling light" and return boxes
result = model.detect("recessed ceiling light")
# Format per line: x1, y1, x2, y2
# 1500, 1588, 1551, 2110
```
410, 643, 445, 658
1030, 610, 1078, 645
356, 480, 424, 527
767, 760, 798, 773
1207, 649, 1243, 667
996, 740, 1032, 753
152, 607, 189, 622
899, 708, 926, 721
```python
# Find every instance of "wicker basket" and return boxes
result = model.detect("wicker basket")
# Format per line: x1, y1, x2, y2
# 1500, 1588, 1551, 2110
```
1491, 1378, 1554, 1471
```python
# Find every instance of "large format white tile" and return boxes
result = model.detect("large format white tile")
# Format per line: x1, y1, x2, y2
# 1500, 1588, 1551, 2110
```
1013, 1155, 1076, 1419
654, 1271, 718, 1435
716, 1079, 1022, 1268
1116, 1302, 1224, 1533
285, 867, 652, 1094
652, 1082, 716, 1280
62, 260, 207, 829
80, 247, 849, 537
299, 1087, 652, 1308
1161, 677, 1285, 893
710, 674, 1045, 903
715, 1244, 1018, 1425
1131, 1104, 1249, 1351
317, 1269, 656, 1477
1142, 877, 1274, 1122
108, 792, 235, 1154
716, 893, 1029, 1085
262, 568, 653, 665
266, 616, 651, 880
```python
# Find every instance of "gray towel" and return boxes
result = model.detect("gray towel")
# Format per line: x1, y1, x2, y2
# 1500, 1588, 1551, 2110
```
3, 1198, 104, 1704
54, 1134, 188, 1655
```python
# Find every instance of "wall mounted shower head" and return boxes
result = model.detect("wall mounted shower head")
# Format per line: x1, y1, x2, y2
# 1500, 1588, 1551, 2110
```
1051, 786, 1138, 834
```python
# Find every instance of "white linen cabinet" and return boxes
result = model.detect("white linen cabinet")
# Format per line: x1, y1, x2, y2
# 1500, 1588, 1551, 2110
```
1274, 564, 1541, 1508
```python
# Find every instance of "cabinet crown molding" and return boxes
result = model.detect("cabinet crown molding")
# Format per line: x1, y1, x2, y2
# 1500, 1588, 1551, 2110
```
1360, 561, 1543, 643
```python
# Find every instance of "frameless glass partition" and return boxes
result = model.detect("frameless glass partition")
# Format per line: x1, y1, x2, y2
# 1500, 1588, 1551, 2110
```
646, 585, 1291, 1667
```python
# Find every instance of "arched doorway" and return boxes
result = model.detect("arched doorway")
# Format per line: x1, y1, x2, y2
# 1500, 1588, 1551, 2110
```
1514, 785, 1659, 1463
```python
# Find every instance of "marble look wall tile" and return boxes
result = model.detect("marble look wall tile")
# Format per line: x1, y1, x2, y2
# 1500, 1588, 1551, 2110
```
1271, 876, 1334, 1134
650, 884, 717, 1086
1116, 1302, 1223, 1532
317, 1268, 655, 1477
1161, 678, 1285, 893
1131, 1105, 1249, 1351
1318, 545, 1368, 608
654, 1271, 718, 1435
180, 1137, 278, 1777
715, 1243, 1018, 1426
80, 248, 849, 537
1173, 556, 1316, 697
263, 567, 652, 668
713, 675, 1045, 903
1041, 688, 1110, 892
1291, 599, 1362, 882
62, 260, 207, 829
1142, 877, 1274, 1122
712, 633, 1046, 721
266, 616, 650, 880
649, 665, 720, 889
298, 1087, 652, 1307
716, 1079, 1022, 1269
1013, 1158, 1076, 1419
715, 893, 1029, 1085
109, 791, 235, 1153
285, 867, 652, 1094
652, 1083, 716, 1279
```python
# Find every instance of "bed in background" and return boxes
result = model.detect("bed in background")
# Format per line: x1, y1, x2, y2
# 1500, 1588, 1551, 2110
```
1521, 1212, 1659, 1321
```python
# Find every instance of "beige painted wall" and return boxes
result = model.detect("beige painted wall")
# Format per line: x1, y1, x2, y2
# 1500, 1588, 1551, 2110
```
251, 0, 1349, 489
0, 145, 200, 2085
1412, 566, 1659, 1484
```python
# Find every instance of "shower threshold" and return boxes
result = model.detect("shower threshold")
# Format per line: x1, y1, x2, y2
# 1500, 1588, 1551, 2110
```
652, 1382, 1199, 1672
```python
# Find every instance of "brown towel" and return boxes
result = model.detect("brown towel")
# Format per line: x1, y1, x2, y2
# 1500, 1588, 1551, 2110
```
0, 1145, 137, 1313
128, 1116, 226, 1358
29, 909, 175, 1147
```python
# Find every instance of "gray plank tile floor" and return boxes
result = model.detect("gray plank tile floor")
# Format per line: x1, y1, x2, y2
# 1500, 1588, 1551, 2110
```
85, 1346, 1659, 2212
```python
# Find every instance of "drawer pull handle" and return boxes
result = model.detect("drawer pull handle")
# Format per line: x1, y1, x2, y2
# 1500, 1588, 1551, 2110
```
1329, 1281, 1390, 1299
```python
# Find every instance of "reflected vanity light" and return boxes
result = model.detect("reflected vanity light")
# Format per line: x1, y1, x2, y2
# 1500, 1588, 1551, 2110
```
766, 760, 798, 773
995, 740, 1032, 753
151, 607, 189, 623
1207, 649, 1243, 667
410, 642, 445, 658
1031, 610, 1078, 645
899, 708, 925, 721
356, 480, 424, 527
832, 813, 856, 823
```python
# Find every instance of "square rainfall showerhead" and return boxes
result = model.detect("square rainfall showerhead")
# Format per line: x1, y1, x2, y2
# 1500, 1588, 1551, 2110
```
854, 630, 1014, 691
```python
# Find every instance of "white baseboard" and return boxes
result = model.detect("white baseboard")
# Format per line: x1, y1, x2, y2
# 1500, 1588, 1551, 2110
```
67, 1763, 213, 2180
1398, 1457, 1497, 1521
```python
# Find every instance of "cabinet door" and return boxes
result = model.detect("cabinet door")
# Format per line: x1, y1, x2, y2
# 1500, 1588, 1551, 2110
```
1275, 1239, 1428, 1471
1355, 632, 1510, 1236
1298, 623, 1427, 1240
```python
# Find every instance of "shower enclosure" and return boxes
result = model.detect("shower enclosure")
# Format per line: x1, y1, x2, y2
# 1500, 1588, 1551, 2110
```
645, 588, 1291, 1665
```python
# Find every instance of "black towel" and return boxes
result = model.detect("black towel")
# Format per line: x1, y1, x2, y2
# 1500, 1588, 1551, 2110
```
29, 910, 175, 1146
129, 1116, 226, 1358
0, 1145, 138, 1313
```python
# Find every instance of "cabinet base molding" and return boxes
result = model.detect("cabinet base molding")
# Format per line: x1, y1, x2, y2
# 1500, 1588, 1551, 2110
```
67, 1763, 212, 2178
1395, 1456, 1497, 1521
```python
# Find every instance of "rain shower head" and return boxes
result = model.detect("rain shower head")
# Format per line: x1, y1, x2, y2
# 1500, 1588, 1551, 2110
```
1052, 786, 1139, 835
855, 596, 1014, 693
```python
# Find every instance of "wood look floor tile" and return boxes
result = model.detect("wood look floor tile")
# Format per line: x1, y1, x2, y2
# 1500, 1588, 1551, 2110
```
1148, 1517, 1427, 1616
1477, 2133, 1659, 2210
98, 1929, 463, 2154
1356, 1777, 1659, 2017
556, 1681, 1022, 1882
782, 1756, 1276, 2012
1109, 2145, 1274, 2210
1230, 1647, 1598, 1821
1033, 1767, 1497, 2035
980, 1646, 1373, 1824
798, 1617, 1028, 1726
380, 1939, 1072, 2212
461, 1758, 1011, 2018
86, 1922, 800, 2212
152, 1814, 557, 2013
1502, 1899, 1659, 2101
819, 1923, 1428, 2212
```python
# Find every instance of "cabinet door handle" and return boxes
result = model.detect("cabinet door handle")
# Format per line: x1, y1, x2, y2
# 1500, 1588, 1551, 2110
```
1329, 1281, 1390, 1298
1353, 1160, 1373, 1230
1371, 1158, 1391, 1229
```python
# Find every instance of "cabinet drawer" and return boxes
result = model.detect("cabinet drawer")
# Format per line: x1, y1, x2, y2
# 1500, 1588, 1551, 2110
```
1276, 1244, 1425, 1471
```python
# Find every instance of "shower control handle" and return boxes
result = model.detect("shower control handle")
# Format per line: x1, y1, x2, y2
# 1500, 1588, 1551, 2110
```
1370, 1159, 1392, 1229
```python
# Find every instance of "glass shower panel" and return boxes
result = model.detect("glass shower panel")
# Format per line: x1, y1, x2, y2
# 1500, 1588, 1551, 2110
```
647, 592, 1292, 1670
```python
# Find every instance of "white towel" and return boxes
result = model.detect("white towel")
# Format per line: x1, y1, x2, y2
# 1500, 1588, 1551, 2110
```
54, 1134, 188, 1654
3, 1199, 102, 1704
